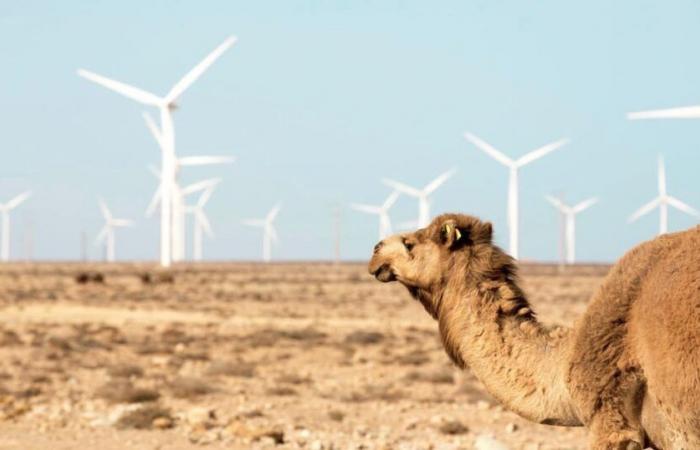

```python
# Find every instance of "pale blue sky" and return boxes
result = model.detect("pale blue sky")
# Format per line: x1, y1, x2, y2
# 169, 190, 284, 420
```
1, 1, 699, 261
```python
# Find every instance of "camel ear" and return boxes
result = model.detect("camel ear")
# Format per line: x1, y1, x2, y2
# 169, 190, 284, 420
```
439, 219, 462, 248
438, 219, 492, 247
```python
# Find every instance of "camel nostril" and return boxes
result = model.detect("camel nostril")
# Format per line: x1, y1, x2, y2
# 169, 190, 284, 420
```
373, 242, 384, 254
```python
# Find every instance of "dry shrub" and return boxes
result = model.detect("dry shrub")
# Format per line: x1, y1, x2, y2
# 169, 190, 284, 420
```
116, 404, 172, 430
438, 419, 469, 435
139, 272, 174, 284
95, 380, 160, 404
395, 352, 430, 366
404, 368, 454, 384
170, 376, 215, 398
274, 373, 311, 385
206, 361, 256, 378
75, 271, 104, 284
160, 328, 193, 345
108, 364, 144, 378
266, 386, 297, 396
344, 330, 385, 345
0, 330, 22, 346
328, 410, 345, 422
244, 327, 327, 347
236, 409, 264, 419
343, 384, 405, 403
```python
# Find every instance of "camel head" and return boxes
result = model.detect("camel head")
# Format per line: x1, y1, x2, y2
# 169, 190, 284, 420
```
368, 213, 494, 315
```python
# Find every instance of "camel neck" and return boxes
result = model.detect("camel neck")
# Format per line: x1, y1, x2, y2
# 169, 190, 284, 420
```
435, 275, 582, 426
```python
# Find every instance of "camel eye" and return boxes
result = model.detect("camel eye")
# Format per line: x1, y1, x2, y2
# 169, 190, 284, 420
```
403, 239, 415, 252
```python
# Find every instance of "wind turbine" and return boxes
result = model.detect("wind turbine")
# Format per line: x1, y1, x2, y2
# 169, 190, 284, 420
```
382, 169, 456, 228
78, 36, 237, 268
184, 182, 220, 261
628, 155, 699, 235
242, 204, 281, 262
0, 191, 31, 262
545, 195, 598, 264
351, 191, 400, 239
464, 132, 569, 259
96, 200, 133, 262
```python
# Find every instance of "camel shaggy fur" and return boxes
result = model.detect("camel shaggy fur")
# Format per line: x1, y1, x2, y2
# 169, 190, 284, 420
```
368, 213, 700, 449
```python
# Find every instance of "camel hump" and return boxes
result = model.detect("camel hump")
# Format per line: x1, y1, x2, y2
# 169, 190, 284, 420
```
627, 226, 700, 441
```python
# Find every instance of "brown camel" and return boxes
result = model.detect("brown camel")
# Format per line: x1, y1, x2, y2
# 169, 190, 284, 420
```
368, 213, 700, 449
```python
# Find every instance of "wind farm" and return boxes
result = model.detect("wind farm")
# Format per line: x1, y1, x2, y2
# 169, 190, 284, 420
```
1, 2, 700, 449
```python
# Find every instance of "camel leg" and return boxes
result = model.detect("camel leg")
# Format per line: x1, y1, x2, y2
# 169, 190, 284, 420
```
588, 407, 644, 450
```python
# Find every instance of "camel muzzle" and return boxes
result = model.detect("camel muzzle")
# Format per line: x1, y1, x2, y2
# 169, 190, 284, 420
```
370, 263, 396, 282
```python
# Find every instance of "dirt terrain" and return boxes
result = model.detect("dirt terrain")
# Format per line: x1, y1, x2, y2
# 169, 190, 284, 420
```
0, 262, 610, 449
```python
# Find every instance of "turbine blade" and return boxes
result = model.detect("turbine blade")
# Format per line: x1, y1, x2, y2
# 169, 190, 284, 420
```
381, 191, 400, 210
145, 184, 162, 217
628, 105, 700, 120
165, 36, 238, 104
142, 112, 164, 148
666, 196, 700, 217
95, 226, 109, 244
572, 197, 598, 214
266, 204, 281, 222
516, 138, 569, 167
181, 178, 222, 196
98, 199, 112, 221
351, 203, 381, 215
464, 132, 513, 167
658, 155, 666, 197
628, 197, 661, 223
198, 211, 214, 237
111, 219, 134, 227
381, 179, 422, 197
197, 187, 215, 207
424, 168, 457, 195
268, 225, 279, 242
5, 191, 31, 210
77, 69, 162, 106
545, 195, 567, 211
178, 155, 236, 166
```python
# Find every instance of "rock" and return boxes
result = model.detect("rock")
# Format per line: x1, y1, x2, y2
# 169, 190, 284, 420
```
185, 407, 216, 429
152, 416, 174, 429
224, 420, 284, 444
505, 422, 518, 433
474, 434, 510, 450
309, 440, 324, 450
476, 400, 491, 410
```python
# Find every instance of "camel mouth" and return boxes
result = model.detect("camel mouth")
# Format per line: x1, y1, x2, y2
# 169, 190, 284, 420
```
372, 264, 396, 283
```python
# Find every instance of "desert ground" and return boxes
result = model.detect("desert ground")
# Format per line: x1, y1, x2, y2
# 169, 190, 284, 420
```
0, 262, 611, 450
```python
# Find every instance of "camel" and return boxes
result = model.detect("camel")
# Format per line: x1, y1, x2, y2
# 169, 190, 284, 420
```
368, 213, 700, 450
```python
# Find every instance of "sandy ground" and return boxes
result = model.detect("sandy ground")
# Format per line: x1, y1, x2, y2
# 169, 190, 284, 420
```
0, 262, 611, 449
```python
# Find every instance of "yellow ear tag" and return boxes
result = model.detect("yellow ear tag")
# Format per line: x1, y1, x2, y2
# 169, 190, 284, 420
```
455, 229, 462, 240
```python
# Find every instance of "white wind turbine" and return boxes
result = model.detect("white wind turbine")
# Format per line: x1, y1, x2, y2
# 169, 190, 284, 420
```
0, 191, 31, 262
351, 191, 400, 240
96, 200, 133, 262
382, 169, 456, 228
184, 182, 220, 262
143, 111, 234, 262
545, 195, 598, 264
464, 132, 569, 259
78, 36, 237, 268
243, 204, 281, 262
628, 155, 699, 235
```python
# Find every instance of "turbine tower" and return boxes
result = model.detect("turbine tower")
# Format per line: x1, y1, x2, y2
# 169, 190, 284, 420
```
78, 36, 237, 267
96, 200, 133, 262
351, 191, 400, 240
0, 191, 31, 262
142, 112, 234, 262
464, 132, 569, 259
243, 204, 281, 262
382, 169, 456, 228
628, 155, 699, 235
185, 182, 220, 261
545, 195, 598, 264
